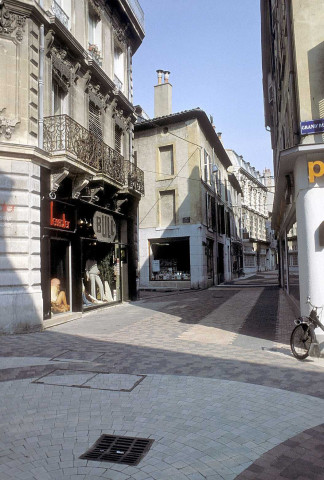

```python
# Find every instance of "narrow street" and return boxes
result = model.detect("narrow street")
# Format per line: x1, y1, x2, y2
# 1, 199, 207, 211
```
0, 273, 323, 480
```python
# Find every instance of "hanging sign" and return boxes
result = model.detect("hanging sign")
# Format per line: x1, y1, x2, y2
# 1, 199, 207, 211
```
93, 211, 117, 243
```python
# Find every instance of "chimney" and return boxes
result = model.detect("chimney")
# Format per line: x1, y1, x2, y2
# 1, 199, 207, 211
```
154, 69, 172, 118
217, 132, 223, 144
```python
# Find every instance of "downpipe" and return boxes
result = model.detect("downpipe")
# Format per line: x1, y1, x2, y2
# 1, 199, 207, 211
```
38, 23, 45, 149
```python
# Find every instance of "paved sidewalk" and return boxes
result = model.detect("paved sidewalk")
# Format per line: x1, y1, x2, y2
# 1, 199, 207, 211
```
0, 275, 323, 479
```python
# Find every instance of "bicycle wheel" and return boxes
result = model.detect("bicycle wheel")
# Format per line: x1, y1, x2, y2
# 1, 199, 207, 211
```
290, 324, 313, 360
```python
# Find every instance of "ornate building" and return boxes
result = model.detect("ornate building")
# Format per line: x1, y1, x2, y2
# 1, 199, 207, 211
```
226, 150, 275, 274
0, 0, 145, 332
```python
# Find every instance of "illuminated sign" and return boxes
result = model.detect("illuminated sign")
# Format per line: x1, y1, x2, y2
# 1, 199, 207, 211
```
308, 161, 324, 183
93, 211, 116, 243
49, 201, 74, 230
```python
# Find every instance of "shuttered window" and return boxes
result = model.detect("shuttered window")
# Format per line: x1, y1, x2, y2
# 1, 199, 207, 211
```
115, 125, 122, 154
89, 101, 103, 140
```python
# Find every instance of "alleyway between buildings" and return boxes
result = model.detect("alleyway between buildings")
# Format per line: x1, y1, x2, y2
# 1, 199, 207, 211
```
0, 272, 323, 480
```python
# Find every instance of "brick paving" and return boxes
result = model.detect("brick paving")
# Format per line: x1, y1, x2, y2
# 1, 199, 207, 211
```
0, 272, 323, 479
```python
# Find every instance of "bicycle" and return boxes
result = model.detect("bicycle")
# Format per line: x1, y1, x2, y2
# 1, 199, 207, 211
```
290, 297, 324, 360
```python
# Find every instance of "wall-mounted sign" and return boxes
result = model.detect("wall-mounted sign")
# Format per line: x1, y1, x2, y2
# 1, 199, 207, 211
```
301, 119, 324, 135
93, 211, 116, 243
49, 201, 74, 230
308, 160, 324, 183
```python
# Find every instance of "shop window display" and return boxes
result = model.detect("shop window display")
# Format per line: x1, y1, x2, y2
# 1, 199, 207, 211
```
82, 240, 121, 308
150, 238, 190, 281
50, 239, 71, 314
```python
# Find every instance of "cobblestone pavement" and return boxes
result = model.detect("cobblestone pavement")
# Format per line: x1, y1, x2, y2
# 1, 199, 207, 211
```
0, 272, 323, 479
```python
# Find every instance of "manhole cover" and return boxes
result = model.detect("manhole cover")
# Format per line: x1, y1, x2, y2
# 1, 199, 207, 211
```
80, 434, 154, 465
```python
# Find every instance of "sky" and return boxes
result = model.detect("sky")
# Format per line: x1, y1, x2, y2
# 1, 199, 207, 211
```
132, 0, 273, 175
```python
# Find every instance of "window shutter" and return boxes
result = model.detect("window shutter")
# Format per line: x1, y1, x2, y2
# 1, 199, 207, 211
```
115, 125, 122, 154
89, 102, 103, 140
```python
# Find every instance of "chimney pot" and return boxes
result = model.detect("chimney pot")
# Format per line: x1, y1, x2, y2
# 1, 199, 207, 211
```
156, 69, 163, 85
164, 70, 170, 83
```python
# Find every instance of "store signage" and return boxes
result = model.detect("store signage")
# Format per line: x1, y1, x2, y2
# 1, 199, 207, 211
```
50, 201, 73, 230
152, 260, 160, 272
93, 211, 116, 243
308, 160, 324, 183
301, 119, 324, 135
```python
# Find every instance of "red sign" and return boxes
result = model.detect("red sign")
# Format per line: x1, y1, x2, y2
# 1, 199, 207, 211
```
50, 201, 71, 229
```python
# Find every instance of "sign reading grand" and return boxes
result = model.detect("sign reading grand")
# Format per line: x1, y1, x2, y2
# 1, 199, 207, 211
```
308, 161, 324, 183
301, 118, 324, 135
93, 212, 117, 243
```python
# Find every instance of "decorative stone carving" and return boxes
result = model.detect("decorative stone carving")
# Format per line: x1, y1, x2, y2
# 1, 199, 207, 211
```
88, 83, 109, 111
112, 23, 129, 45
49, 45, 76, 92
0, 108, 19, 139
72, 175, 91, 199
50, 169, 69, 198
88, 0, 102, 20
0, 0, 26, 42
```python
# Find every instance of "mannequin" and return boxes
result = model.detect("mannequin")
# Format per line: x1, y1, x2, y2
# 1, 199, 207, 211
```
51, 278, 70, 313
85, 255, 105, 301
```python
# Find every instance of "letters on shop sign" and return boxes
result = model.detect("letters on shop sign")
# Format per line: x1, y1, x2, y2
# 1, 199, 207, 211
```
50, 201, 71, 229
93, 211, 116, 242
308, 161, 324, 183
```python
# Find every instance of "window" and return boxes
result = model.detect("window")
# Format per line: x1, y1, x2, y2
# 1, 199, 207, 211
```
89, 101, 103, 140
115, 125, 123, 154
114, 45, 125, 92
203, 150, 212, 184
52, 80, 67, 116
244, 255, 256, 267
159, 145, 174, 176
206, 193, 216, 230
159, 190, 175, 227
88, 9, 102, 64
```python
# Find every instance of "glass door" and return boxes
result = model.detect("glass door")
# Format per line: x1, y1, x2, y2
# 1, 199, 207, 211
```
50, 238, 71, 315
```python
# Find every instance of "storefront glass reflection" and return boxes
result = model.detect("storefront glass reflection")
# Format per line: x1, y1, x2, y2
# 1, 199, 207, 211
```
82, 240, 121, 308
287, 223, 300, 303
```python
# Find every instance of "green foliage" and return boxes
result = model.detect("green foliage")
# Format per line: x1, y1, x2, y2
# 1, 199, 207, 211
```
98, 252, 114, 285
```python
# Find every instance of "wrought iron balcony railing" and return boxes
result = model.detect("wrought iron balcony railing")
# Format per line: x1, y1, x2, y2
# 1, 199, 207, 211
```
125, 0, 144, 31
51, 0, 69, 29
43, 115, 144, 195
114, 74, 123, 92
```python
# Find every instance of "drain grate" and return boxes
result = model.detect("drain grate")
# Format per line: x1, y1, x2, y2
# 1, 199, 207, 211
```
80, 434, 154, 466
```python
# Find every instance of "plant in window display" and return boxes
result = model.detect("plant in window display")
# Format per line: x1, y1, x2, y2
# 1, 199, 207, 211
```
98, 252, 115, 302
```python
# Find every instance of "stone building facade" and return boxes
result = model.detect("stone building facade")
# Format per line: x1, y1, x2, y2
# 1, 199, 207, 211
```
226, 150, 276, 274
0, 0, 144, 332
134, 72, 242, 290
261, 0, 324, 317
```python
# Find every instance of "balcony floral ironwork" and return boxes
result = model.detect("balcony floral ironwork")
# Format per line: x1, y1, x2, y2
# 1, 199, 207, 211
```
51, 0, 69, 29
43, 115, 144, 195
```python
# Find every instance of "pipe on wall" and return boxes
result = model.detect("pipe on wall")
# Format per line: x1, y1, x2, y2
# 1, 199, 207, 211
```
38, 23, 45, 149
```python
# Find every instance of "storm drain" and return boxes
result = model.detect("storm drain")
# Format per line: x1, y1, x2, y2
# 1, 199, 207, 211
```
80, 434, 154, 465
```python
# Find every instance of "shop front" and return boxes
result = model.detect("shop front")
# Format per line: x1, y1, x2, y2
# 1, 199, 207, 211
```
42, 198, 126, 321
149, 237, 191, 288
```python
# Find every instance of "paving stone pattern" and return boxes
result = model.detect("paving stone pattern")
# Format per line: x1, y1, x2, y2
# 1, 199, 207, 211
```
0, 273, 323, 479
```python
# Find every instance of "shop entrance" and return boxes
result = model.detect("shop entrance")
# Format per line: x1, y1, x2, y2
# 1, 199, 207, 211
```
50, 238, 71, 315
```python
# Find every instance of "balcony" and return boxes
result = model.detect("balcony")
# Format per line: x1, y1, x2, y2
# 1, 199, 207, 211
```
114, 74, 123, 92
88, 44, 102, 67
51, 0, 69, 29
43, 115, 144, 195
124, 0, 144, 31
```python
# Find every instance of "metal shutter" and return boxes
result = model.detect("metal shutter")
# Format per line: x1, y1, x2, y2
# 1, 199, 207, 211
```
89, 102, 103, 141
